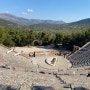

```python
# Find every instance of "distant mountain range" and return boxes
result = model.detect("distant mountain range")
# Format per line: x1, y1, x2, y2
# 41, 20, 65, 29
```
0, 13, 65, 25
0, 13, 90, 26
0, 13, 90, 32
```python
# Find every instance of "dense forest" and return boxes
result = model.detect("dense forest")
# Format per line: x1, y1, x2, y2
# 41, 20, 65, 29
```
0, 25, 90, 51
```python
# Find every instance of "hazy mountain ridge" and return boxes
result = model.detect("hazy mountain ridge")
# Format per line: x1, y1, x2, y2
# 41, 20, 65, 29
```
0, 13, 65, 25
0, 13, 90, 32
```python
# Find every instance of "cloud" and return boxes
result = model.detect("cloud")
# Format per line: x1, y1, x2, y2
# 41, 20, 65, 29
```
22, 12, 28, 15
27, 9, 33, 13
22, 8, 33, 15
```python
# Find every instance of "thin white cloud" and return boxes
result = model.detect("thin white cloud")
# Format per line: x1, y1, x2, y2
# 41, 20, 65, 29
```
22, 8, 33, 15
22, 12, 28, 15
27, 9, 33, 13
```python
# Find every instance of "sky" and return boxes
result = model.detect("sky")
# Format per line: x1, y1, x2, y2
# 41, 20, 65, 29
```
0, 0, 90, 23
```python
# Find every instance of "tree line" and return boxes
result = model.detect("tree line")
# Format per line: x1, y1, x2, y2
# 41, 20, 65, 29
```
0, 25, 90, 51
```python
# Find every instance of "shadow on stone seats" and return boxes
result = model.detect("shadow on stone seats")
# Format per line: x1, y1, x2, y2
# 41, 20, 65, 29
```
0, 84, 16, 90
32, 86, 55, 90
74, 87, 88, 90
87, 72, 90, 77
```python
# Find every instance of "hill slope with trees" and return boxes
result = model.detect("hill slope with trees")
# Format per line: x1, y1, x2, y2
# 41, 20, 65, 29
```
0, 24, 90, 51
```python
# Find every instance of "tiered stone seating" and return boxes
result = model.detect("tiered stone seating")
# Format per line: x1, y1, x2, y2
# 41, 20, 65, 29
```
67, 42, 90, 67
0, 45, 71, 90
56, 67, 90, 89
1, 44, 90, 90
0, 45, 35, 72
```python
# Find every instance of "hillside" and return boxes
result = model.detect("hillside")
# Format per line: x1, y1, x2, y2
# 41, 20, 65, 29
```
0, 19, 30, 30
69, 18, 90, 25
0, 18, 18, 27
0, 19, 90, 32
29, 23, 90, 32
